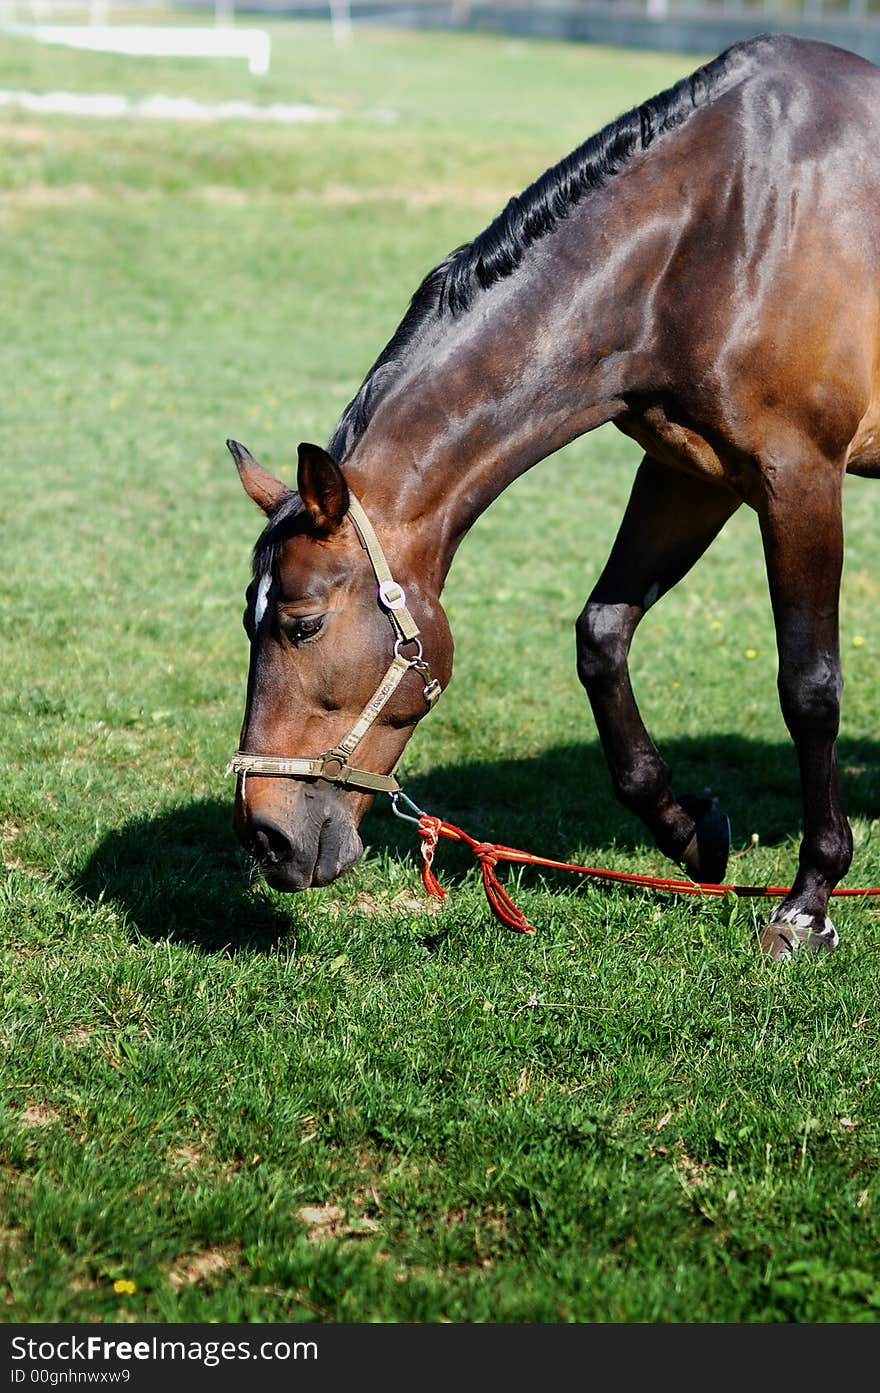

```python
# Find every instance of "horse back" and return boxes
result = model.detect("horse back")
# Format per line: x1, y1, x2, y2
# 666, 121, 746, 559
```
624, 35, 880, 475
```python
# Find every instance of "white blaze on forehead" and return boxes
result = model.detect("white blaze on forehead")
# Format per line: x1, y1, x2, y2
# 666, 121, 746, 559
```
254, 572, 272, 627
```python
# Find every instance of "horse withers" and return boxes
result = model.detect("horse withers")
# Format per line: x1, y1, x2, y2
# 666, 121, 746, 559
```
228, 34, 880, 959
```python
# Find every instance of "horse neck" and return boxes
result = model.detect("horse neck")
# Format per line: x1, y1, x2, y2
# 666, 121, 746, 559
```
342, 190, 665, 590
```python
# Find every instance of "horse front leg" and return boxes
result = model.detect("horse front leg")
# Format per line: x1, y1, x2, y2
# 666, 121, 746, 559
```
757, 470, 853, 960
576, 455, 741, 881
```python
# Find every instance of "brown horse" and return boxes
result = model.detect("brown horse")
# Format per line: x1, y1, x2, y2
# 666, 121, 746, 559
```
227, 33, 880, 959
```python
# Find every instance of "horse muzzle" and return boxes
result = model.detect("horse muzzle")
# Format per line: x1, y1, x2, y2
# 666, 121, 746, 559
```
235, 786, 364, 891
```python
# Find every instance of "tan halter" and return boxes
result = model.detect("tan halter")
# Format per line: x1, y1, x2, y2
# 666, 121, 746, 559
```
226, 493, 441, 798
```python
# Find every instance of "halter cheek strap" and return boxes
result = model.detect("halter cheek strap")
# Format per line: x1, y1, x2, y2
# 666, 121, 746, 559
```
226, 491, 442, 797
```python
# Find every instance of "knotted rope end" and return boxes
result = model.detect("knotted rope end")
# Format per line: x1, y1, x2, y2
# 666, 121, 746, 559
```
418, 814, 447, 900
417, 816, 536, 932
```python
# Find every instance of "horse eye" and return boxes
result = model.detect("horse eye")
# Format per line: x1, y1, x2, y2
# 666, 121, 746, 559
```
284, 614, 326, 645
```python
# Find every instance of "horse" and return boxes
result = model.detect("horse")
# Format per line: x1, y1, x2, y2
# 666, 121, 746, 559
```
226, 33, 880, 960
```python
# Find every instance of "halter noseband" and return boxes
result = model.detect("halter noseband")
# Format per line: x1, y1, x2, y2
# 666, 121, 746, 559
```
226, 493, 442, 798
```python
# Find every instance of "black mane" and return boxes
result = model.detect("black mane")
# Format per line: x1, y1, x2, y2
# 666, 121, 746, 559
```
327, 37, 758, 463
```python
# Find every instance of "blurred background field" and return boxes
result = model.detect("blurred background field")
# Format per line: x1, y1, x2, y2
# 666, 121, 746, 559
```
3, 15, 880, 1323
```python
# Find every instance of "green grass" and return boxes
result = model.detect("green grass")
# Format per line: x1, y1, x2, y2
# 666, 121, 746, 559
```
3, 18, 880, 1324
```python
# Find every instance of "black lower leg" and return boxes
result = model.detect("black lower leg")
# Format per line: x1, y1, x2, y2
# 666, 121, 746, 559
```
577, 456, 740, 880
757, 469, 852, 958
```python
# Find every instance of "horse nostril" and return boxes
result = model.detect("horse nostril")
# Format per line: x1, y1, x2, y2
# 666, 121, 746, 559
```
249, 817, 293, 865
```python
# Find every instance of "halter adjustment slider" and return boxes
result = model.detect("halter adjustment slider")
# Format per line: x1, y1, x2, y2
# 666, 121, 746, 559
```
378, 579, 407, 611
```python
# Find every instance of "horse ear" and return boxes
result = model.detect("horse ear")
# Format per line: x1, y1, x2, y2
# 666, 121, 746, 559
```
296, 443, 350, 534
227, 439, 291, 517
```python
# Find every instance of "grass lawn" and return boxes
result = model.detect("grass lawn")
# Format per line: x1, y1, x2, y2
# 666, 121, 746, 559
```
3, 17, 880, 1324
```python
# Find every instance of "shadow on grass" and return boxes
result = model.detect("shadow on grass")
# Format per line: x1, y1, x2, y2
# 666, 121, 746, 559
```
74, 798, 296, 955
75, 733, 880, 953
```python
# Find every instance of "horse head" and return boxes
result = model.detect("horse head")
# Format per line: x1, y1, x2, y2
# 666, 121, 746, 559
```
228, 439, 452, 891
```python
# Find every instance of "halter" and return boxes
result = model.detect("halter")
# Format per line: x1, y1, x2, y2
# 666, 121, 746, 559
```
226, 493, 442, 799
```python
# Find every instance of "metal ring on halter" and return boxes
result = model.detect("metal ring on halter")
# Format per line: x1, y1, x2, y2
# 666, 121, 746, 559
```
394, 635, 423, 662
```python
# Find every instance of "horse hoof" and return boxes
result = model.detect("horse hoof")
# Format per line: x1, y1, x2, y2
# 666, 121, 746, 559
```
759, 911, 839, 961
679, 797, 730, 884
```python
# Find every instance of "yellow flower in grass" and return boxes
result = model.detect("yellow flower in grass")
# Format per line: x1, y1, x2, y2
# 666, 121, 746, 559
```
113, 1278, 136, 1296
744, 649, 757, 660
853, 635, 866, 648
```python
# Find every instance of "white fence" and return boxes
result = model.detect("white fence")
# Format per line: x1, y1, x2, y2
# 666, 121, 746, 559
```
1, 19, 272, 71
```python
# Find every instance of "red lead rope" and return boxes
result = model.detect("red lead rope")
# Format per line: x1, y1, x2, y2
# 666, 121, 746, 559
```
414, 812, 880, 935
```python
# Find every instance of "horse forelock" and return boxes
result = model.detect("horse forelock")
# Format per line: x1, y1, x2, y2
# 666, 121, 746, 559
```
251, 492, 306, 584
327, 35, 763, 464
